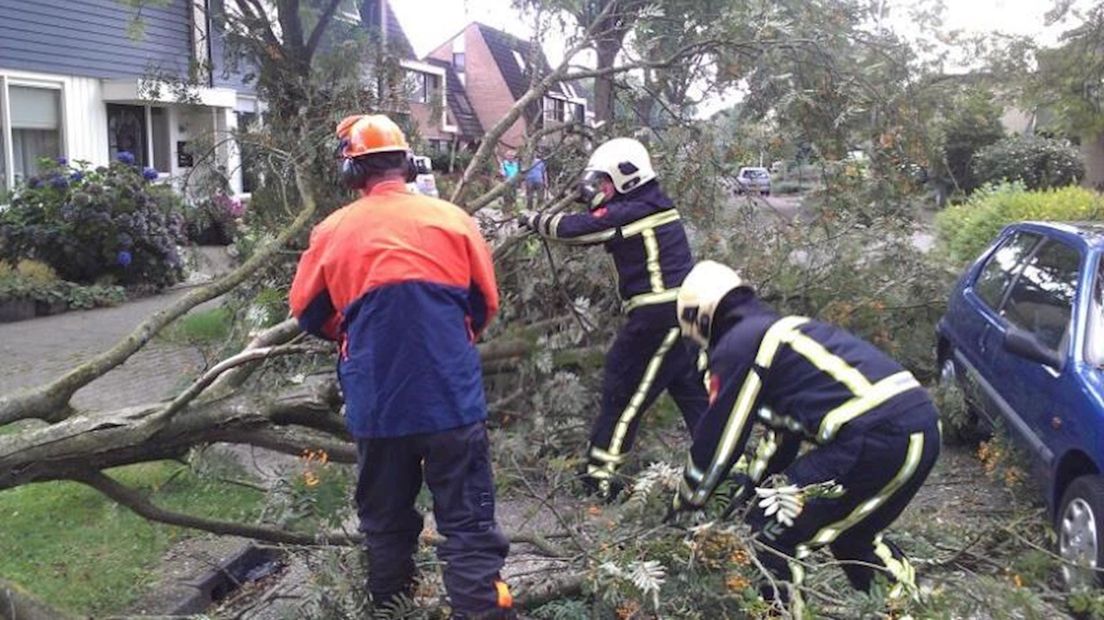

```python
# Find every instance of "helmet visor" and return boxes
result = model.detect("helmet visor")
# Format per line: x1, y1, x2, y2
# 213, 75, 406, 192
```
575, 170, 610, 209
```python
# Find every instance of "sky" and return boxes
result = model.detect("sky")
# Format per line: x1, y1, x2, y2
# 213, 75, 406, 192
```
389, 0, 1090, 116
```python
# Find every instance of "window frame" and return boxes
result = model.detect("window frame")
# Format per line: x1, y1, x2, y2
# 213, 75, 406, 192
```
971, 230, 1043, 313
1085, 253, 1104, 366
452, 52, 466, 72
996, 237, 1082, 357
2, 76, 66, 190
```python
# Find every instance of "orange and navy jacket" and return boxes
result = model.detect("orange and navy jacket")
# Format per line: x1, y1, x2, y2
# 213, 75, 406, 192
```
289, 180, 500, 438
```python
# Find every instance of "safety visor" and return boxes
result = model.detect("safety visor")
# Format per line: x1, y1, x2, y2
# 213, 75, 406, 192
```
576, 170, 610, 209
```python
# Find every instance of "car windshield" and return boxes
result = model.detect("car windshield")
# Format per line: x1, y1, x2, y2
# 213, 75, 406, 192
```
1088, 255, 1104, 367
743, 169, 768, 178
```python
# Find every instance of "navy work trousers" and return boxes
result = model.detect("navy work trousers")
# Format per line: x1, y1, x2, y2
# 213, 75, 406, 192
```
355, 421, 509, 615
587, 310, 709, 475
747, 401, 941, 599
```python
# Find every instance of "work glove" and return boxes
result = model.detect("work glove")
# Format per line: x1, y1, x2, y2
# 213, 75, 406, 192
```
516, 210, 539, 231
755, 484, 804, 528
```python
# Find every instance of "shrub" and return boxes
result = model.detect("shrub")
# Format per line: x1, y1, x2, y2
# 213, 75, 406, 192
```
185, 193, 245, 245
935, 183, 1104, 262
0, 155, 187, 288
972, 136, 1085, 191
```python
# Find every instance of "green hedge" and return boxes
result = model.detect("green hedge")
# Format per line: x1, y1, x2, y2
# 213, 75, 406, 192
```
935, 182, 1104, 262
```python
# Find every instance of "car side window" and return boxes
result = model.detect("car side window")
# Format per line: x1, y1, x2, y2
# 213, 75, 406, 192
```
974, 232, 1041, 310
1088, 256, 1104, 366
1000, 240, 1081, 354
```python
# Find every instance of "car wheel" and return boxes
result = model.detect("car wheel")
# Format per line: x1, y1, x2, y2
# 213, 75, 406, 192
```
1058, 475, 1104, 590
764, 190, 771, 196
937, 350, 989, 441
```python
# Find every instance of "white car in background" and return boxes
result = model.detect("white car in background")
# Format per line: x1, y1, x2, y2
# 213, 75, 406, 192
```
408, 155, 439, 198
735, 166, 772, 196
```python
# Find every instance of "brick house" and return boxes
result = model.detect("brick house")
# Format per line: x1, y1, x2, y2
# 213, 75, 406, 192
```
366, 1, 483, 153
426, 22, 587, 156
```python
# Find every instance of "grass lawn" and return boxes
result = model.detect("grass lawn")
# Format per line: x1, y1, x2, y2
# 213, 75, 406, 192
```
0, 460, 264, 616
160, 306, 234, 346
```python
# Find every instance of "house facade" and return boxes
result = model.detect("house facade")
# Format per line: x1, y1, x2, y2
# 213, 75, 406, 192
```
0, 0, 258, 195
427, 22, 586, 156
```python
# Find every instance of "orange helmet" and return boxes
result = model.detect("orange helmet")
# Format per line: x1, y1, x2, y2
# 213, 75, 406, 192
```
336, 114, 410, 158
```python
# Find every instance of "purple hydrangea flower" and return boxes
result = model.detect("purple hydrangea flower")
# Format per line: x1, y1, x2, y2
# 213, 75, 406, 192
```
141, 167, 159, 181
116, 151, 136, 165
69, 171, 83, 182
27, 177, 42, 189
56, 156, 68, 165
116, 250, 132, 267
49, 175, 69, 189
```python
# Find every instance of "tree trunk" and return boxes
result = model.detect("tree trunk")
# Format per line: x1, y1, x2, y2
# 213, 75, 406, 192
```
594, 37, 622, 123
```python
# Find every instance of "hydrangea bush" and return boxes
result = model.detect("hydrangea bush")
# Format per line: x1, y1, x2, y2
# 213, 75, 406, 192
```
0, 154, 187, 289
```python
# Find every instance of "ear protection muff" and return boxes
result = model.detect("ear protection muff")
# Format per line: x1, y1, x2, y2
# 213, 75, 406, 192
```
340, 157, 370, 190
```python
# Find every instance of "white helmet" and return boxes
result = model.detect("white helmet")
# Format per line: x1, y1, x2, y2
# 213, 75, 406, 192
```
677, 260, 745, 347
584, 138, 657, 194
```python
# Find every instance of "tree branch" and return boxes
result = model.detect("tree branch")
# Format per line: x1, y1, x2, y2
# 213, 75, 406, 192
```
75, 470, 363, 546
305, 0, 344, 60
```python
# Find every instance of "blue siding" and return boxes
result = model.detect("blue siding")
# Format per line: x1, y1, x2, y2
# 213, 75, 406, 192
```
0, 0, 191, 79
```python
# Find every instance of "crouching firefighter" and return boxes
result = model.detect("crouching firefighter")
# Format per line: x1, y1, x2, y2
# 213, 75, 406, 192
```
289, 114, 515, 619
517, 138, 709, 499
669, 260, 940, 610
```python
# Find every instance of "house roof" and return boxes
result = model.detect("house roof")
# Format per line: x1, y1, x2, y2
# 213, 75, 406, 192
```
474, 23, 574, 101
353, 0, 415, 59
425, 58, 484, 139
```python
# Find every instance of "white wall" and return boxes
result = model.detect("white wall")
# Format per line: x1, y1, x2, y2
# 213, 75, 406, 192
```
0, 69, 109, 169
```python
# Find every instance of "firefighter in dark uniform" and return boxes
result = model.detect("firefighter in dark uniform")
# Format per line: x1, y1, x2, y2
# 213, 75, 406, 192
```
670, 260, 940, 612
519, 138, 709, 498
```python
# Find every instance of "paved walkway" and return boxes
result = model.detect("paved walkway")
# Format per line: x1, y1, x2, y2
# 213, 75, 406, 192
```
0, 290, 208, 413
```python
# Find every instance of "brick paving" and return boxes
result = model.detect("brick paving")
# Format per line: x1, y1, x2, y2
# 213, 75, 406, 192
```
0, 290, 207, 412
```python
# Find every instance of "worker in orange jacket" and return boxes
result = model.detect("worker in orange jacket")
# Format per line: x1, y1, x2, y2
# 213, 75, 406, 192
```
289, 115, 514, 619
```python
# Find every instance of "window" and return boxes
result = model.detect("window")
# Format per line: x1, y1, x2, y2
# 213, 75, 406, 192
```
974, 231, 1041, 310
236, 111, 259, 193
574, 103, 585, 124
543, 96, 565, 125
108, 104, 148, 168
453, 52, 465, 72
150, 107, 171, 172
1001, 240, 1081, 353
406, 71, 438, 104
106, 104, 171, 174
512, 50, 526, 73
9, 85, 62, 184
1088, 256, 1104, 366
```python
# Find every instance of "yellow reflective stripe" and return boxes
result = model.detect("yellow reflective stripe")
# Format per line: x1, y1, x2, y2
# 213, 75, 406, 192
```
694, 316, 808, 503
685, 455, 705, 484
788, 332, 871, 394
695, 372, 762, 503
589, 446, 627, 464
546, 213, 565, 236
808, 432, 924, 546
620, 209, 680, 237
641, 228, 665, 292
748, 430, 779, 482
789, 559, 806, 618
608, 328, 680, 456
817, 371, 921, 443
586, 465, 613, 479
754, 316, 810, 366
622, 288, 679, 312
875, 535, 918, 598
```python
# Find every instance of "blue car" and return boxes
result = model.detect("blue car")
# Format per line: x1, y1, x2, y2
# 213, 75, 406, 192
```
937, 221, 1104, 589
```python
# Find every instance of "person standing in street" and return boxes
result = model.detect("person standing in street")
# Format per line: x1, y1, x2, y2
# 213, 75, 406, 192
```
290, 114, 515, 619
